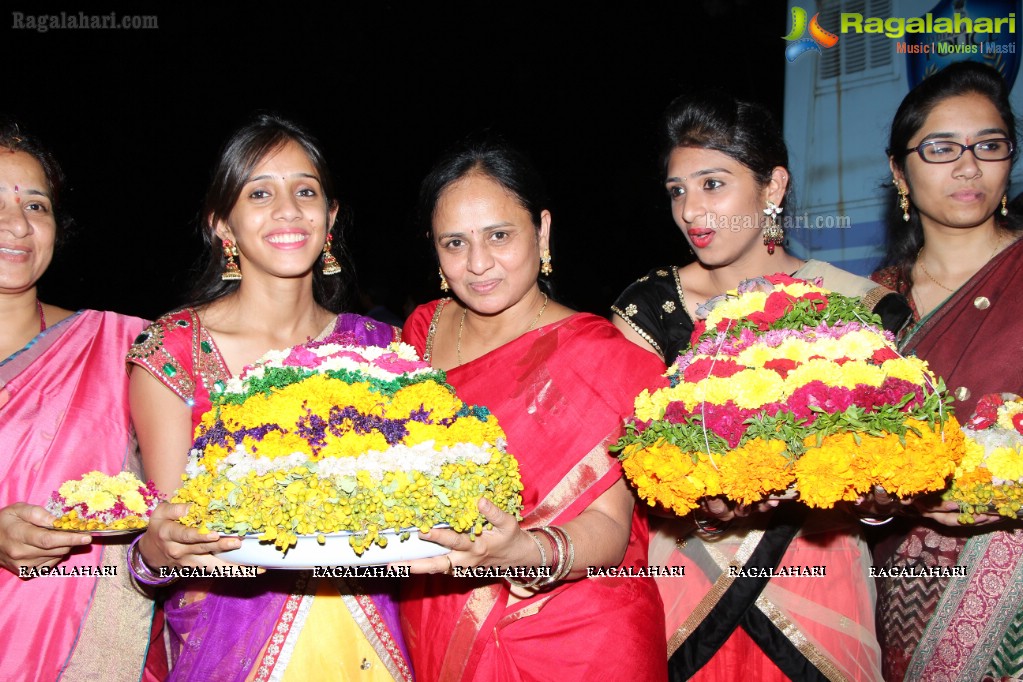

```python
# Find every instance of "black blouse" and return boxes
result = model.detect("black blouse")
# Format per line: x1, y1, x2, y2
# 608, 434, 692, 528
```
611, 266, 694, 364
612, 265, 912, 365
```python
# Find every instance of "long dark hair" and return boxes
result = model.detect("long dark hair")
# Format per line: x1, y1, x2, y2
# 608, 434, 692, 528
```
0, 118, 71, 245
187, 113, 349, 311
662, 91, 793, 210
418, 137, 553, 295
883, 61, 1020, 280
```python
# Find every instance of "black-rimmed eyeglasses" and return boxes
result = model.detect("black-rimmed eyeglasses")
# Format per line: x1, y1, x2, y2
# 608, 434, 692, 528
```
904, 139, 1015, 163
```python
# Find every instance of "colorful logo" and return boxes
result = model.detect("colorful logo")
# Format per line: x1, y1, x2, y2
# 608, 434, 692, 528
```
783, 6, 840, 62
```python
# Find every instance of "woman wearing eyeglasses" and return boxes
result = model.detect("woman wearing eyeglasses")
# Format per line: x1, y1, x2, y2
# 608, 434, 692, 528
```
871, 61, 1023, 682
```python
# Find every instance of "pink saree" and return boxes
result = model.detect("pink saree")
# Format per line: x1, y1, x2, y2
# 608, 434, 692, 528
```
0, 310, 151, 682
400, 301, 669, 682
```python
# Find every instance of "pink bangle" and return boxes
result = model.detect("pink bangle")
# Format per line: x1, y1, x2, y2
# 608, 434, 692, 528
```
127, 535, 177, 586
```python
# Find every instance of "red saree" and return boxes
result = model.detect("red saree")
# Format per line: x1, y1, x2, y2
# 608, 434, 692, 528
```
400, 301, 668, 682
873, 237, 1023, 681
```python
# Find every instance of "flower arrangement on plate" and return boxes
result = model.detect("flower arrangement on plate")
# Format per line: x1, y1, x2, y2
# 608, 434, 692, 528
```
47, 471, 161, 532
614, 274, 964, 516
944, 393, 1023, 522
174, 341, 523, 556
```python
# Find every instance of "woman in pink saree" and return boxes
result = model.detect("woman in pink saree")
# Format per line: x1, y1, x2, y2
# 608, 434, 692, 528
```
128, 115, 411, 681
613, 93, 909, 681
0, 121, 151, 680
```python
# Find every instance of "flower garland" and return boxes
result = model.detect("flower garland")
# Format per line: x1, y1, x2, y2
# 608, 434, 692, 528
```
615, 274, 962, 515
47, 471, 161, 531
944, 393, 1023, 522
174, 342, 524, 553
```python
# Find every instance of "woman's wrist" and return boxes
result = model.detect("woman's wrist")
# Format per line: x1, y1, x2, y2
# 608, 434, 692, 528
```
127, 534, 177, 586
504, 526, 576, 590
505, 529, 548, 589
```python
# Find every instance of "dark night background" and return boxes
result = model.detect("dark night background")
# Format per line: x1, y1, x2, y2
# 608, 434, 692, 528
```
7, 1, 787, 321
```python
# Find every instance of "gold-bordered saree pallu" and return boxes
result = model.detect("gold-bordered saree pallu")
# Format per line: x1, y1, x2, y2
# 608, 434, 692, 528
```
400, 301, 669, 682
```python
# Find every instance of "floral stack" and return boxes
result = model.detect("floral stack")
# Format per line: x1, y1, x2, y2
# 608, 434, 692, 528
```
174, 341, 523, 553
945, 393, 1023, 522
48, 471, 161, 531
615, 274, 964, 516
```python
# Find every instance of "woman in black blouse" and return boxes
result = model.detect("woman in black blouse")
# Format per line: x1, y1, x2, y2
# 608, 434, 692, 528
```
612, 91, 908, 682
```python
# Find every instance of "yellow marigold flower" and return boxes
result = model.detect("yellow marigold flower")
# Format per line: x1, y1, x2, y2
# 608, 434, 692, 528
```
718, 439, 792, 505
872, 418, 963, 497
794, 434, 863, 507
773, 338, 814, 364
737, 344, 783, 368
985, 446, 1023, 481
957, 438, 987, 476
784, 359, 843, 392
692, 376, 736, 406
836, 361, 885, 389
247, 431, 313, 459
731, 369, 785, 409
778, 282, 828, 298
837, 330, 886, 360
706, 292, 768, 328
880, 357, 927, 385
85, 491, 117, 512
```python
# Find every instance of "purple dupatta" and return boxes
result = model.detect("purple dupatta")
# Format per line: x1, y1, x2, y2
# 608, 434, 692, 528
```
158, 313, 411, 681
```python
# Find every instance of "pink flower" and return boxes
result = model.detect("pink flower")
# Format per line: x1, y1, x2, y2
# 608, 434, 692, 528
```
283, 346, 321, 368
372, 353, 425, 374
700, 402, 747, 448
663, 401, 691, 424
787, 381, 832, 420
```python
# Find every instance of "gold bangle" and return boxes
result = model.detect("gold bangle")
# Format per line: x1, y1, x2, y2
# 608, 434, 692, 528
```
506, 530, 547, 589
551, 525, 574, 581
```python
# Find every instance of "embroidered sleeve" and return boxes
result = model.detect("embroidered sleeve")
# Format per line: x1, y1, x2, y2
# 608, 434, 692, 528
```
612, 267, 693, 362
126, 310, 199, 405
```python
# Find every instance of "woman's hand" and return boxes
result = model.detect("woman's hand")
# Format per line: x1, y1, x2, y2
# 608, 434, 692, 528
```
138, 502, 243, 569
699, 495, 779, 524
913, 498, 1002, 527
0, 503, 91, 574
397, 498, 539, 575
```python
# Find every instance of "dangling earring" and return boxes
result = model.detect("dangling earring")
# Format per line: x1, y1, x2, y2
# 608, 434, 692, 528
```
321, 233, 341, 275
540, 249, 553, 276
221, 239, 242, 281
439, 268, 450, 292
1002, 194, 1009, 217
895, 178, 910, 222
762, 201, 784, 255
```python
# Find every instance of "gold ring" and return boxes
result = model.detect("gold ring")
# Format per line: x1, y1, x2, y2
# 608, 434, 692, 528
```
444, 554, 454, 575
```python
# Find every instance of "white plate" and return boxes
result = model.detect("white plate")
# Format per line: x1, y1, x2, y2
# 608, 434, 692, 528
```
216, 528, 450, 569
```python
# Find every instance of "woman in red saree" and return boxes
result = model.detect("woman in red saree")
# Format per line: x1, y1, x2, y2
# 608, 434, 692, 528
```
398, 139, 668, 681
872, 61, 1023, 682
0, 121, 151, 680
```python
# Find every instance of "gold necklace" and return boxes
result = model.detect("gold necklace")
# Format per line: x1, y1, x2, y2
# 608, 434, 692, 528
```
456, 294, 549, 366
916, 238, 1003, 293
